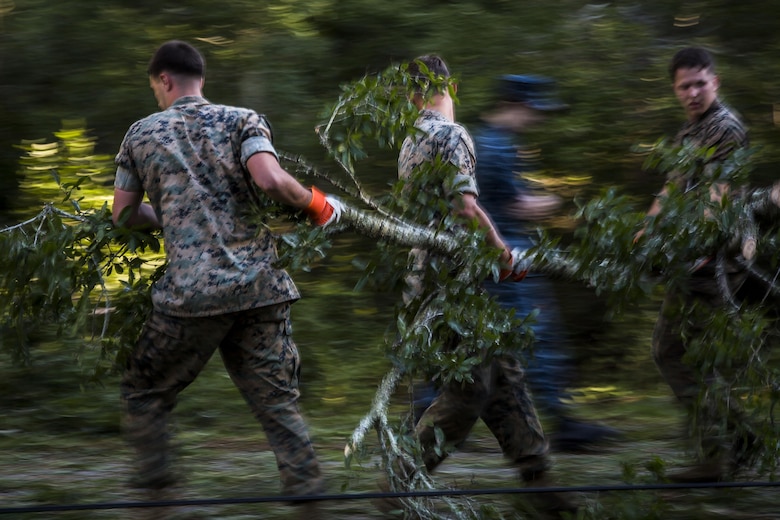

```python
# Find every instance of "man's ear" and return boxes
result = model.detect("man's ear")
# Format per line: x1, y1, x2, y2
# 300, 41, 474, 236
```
160, 72, 173, 91
410, 92, 424, 109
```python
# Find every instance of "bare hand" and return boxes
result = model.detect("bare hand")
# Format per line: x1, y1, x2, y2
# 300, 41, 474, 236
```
508, 193, 563, 221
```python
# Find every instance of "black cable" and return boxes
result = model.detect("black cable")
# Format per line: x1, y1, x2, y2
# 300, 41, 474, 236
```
2, 480, 779, 515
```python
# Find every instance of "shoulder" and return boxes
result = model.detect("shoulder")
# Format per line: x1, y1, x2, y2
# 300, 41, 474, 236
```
122, 110, 171, 143
199, 102, 258, 123
425, 119, 474, 156
424, 116, 469, 139
210, 104, 274, 140
705, 103, 748, 145
676, 102, 748, 152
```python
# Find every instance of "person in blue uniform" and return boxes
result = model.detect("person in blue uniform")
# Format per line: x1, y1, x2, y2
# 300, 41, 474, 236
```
474, 74, 619, 451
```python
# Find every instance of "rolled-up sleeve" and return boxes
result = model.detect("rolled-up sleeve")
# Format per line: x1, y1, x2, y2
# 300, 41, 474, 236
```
452, 172, 479, 196
240, 135, 278, 167
449, 134, 479, 197
239, 113, 279, 168
114, 165, 143, 192
114, 132, 144, 192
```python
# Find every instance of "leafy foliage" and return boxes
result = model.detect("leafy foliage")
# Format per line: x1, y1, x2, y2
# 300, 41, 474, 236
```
0, 125, 163, 376
550, 139, 780, 477
313, 62, 529, 390
3, 31, 780, 519
559, 141, 757, 310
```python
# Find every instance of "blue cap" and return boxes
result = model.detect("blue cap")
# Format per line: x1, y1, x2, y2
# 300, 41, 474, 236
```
497, 74, 568, 111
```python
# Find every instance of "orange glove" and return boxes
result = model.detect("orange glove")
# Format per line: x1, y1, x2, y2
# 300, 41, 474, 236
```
498, 247, 529, 282
305, 186, 343, 226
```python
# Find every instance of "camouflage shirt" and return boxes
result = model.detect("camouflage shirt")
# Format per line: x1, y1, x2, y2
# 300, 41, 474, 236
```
397, 109, 479, 301
398, 109, 479, 199
114, 96, 299, 317
670, 101, 749, 187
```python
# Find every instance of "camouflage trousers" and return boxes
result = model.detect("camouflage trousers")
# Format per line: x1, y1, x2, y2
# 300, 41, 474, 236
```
415, 354, 550, 479
120, 302, 323, 496
652, 270, 747, 459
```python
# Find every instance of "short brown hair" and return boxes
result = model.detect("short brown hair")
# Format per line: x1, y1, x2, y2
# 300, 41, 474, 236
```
407, 54, 450, 79
669, 47, 715, 80
406, 54, 451, 95
148, 40, 205, 78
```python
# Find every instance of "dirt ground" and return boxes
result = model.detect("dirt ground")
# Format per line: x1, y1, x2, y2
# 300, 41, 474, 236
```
1, 391, 779, 520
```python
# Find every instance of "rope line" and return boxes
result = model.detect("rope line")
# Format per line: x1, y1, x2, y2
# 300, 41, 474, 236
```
2, 480, 779, 515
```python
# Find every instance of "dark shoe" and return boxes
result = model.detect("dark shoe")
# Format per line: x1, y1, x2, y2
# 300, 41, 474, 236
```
372, 475, 408, 518
128, 470, 181, 491
551, 417, 621, 452
293, 500, 326, 520
521, 471, 579, 518
730, 428, 762, 472
129, 485, 186, 520
666, 459, 724, 483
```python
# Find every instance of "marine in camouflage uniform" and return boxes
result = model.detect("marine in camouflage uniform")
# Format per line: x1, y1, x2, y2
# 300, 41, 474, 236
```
646, 47, 750, 481
112, 41, 336, 499
652, 100, 749, 469
398, 88, 549, 481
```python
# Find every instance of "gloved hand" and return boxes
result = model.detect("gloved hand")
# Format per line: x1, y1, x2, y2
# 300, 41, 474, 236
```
306, 186, 344, 227
498, 246, 530, 282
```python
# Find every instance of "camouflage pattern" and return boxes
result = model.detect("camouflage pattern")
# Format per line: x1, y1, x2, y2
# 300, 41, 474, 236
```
121, 303, 323, 495
415, 354, 550, 476
653, 100, 749, 460
115, 95, 299, 318
668, 101, 749, 187
398, 109, 479, 302
398, 109, 479, 197
115, 96, 321, 496
652, 285, 747, 459
400, 109, 550, 478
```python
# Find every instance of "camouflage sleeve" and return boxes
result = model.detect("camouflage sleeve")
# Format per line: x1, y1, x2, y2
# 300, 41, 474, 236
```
448, 131, 479, 197
240, 112, 279, 168
703, 124, 748, 164
669, 108, 749, 184
114, 127, 143, 192
701, 117, 748, 179
114, 166, 143, 192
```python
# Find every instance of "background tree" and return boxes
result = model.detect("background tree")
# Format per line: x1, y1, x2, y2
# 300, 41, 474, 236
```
3, 2, 780, 518
3, 57, 780, 519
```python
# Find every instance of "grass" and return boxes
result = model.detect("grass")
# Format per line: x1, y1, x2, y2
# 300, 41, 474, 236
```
1, 353, 778, 519
1, 276, 778, 518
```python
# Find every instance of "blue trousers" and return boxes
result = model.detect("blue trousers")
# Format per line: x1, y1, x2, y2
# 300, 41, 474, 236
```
482, 273, 571, 417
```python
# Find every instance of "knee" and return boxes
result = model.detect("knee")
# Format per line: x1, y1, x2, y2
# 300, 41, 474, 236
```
121, 385, 176, 417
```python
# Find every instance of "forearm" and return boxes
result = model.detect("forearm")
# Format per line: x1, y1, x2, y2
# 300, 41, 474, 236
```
453, 194, 507, 251
134, 203, 162, 229
474, 206, 506, 250
247, 152, 313, 210
646, 197, 663, 218
115, 203, 161, 229
261, 171, 313, 209
112, 189, 161, 230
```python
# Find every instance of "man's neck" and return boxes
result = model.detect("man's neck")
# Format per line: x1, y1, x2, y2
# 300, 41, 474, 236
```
171, 88, 202, 102
688, 100, 721, 123
420, 95, 454, 121
165, 76, 204, 108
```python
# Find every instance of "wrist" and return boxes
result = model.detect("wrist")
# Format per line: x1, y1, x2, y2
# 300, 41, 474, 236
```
305, 186, 327, 217
499, 246, 512, 266
499, 246, 512, 281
